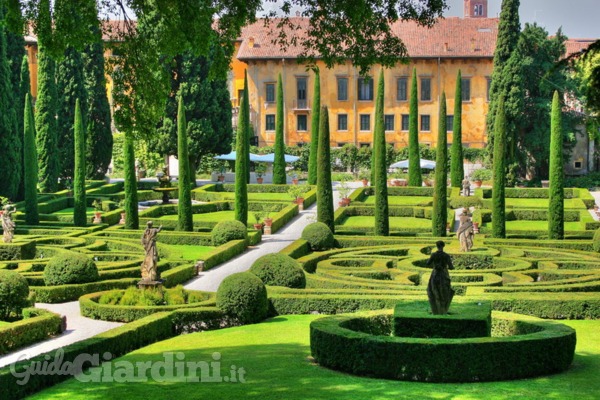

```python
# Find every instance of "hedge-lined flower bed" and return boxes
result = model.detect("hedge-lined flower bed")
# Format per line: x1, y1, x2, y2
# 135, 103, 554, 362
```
0, 308, 63, 355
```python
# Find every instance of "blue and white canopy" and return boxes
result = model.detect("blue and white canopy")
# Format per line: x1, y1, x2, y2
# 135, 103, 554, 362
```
255, 153, 300, 163
214, 151, 263, 162
390, 159, 436, 169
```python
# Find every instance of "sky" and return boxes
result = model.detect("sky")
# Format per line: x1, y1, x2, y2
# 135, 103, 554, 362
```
444, 0, 600, 39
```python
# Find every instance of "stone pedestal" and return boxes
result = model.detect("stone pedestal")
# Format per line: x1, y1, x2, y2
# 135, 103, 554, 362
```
137, 279, 164, 290
263, 226, 272, 235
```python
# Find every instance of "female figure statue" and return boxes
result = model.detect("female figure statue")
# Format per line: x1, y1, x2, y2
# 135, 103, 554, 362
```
427, 241, 455, 315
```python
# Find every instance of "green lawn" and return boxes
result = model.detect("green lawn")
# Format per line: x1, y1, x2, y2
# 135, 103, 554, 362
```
52, 207, 96, 215
506, 198, 586, 209
199, 192, 294, 201
0, 321, 10, 327
30, 315, 600, 400
483, 220, 584, 231
342, 216, 432, 229
160, 245, 215, 260
158, 211, 235, 222
361, 196, 433, 206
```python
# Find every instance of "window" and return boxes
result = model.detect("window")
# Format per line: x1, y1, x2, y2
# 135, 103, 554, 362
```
474, 4, 483, 16
357, 78, 374, 101
337, 142, 347, 147
338, 114, 348, 131
360, 114, 371, 131
486, 77, 492, 102
297, 114, 307, 131
574, 161, 582, 169
461, 78, 471, 102
359, 143, 371, 148
265, 114, 275, 131
396, 77, 408, 101
237, 89, 244, 107
420, 115, 431, 131
420, 78, 431, 101
401, 114, 410, 131
265, 83, 275, 103
446, 115, 454, 132
337, 77, 348, 101
297, 77, 307, 108
384, 115, 395, 131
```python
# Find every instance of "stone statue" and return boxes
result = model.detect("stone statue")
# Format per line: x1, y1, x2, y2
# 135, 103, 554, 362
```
457, 213, 474, 252
140, 221, 162, 282
1, 204, 16, 243
462, 177, 471, 196
427, 241, 455, 315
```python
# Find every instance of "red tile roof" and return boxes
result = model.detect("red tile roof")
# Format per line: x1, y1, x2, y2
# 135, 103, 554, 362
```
565, 38, 597, 57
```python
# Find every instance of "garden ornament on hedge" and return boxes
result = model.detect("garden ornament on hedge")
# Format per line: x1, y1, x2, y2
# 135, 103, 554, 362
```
462, 177, 471, 196
141, 221, 162, 282
457, 212, 474, 252
426, 241, 455, 315
1, 204, 16, 243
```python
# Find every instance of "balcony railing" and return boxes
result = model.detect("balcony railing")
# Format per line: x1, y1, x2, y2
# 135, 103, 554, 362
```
293, 99, 310, 110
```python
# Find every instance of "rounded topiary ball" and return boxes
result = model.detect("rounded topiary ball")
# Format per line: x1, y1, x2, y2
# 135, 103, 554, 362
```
211, 220, 248, 246
301, 222, 335, 251
250, 253, 306, 288
216, 272, 268, 324
594, 229, 600, 252
43, 252, 99, 286
0, 270, 30, 320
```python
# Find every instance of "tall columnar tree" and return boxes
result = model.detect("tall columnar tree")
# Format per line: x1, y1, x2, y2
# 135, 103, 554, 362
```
57, 46, 88, 179
18, 55, 31, 199
273, 73, 286, 184
7, 31, 25, 200
35, 0, 59, 193
235, 71, 249, 225
317, 106, 334, 232
73, 99, 87, 227
373, 71, 389, 236
548, 91, 564, 240
0, 5, 20, 200
450, 70, 464, 187
492, 97, 507, 239
177, 95, 193, 232
23, 93, 39, 225
408, 68, 422, 186
433, 92, 448, 237
308, 68, 320, 185
486, 0, 520, 162
83, 22, 113, 179
123, 132, 138, 230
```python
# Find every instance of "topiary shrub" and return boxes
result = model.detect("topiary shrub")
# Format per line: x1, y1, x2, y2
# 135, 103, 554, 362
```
216, 272, 268, 324
302, 222, 335, 251
593, 229, 600, 252
250, 253, 306, 288
0, 270, 30, 320
43, 252, 99, 286
211, 220, 248, 246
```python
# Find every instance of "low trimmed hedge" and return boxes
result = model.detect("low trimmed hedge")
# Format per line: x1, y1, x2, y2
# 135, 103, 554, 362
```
30, 278, 139, 303
0, 308, 63, 354
0, 242, 36, 261
310, 310, 575, 382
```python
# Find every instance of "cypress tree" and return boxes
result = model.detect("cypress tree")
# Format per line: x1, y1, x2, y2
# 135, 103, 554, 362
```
7, 32, 25, 200
273, 73, 286, 184
308, 68, 320, 185
492, 97, 507, 238
433, 92, 448, 237
73, 99, 87, 227
450, 70, 464, 187
235, 71, 249, 225
57, 47, 88, 179
123, 132, 138, 230
373, 71, 389, 236
317, 106, 334, 232
35, 0, 59, 193
408, 68, 422, 186
0, 5, 20, 200
548, 91, 564, 239
17, 55, 31, 200
23, 93, 39, 225
83, 23, 112, 179
177, 95, 193, 231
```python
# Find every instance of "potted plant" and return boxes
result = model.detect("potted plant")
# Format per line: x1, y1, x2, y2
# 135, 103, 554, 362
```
118, 200, 126, 224
216, 164, 226, 182
358, 170, 370, 187
255, 162, 267, 184
338, 182, 351, 207
92, 198, 103, 224
470, 168, 492, 188
288, 185, 306, 210
253, 211, 264, 231
288, 170, 299, 185
263, 204, 274, 227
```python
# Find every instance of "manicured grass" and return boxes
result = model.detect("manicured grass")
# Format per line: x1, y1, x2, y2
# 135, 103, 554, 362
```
506, 198, 585, 209
342, 216, 432, 229
361, 196, 433, 206
201, 192, 294, 201
483, 220, 585, 231
30, 315, 600, 400
0, 321, 10, 327
159, 210, 235, 222
52, 207, 96, 215
160, 244, 215, 260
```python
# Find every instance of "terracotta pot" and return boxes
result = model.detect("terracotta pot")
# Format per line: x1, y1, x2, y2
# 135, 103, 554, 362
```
472, 180, 482, 188
362, 179, 369, 187
296, 197, 304, 211
341, 197, 351, 206
263, 218, 273, 227
253, 223, 263, 231
93, 211, 102, 224
119, 212, 126, 225
256, 177, 264, 184
292, 178, 299, 185
218, 175, 225, 182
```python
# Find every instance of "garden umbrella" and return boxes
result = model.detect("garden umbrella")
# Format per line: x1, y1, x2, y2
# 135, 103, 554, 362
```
390, 159, 436, 169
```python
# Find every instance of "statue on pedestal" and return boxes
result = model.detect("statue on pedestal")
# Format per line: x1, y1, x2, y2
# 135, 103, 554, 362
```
427, 241, 455, 315
140, 221, 162, 282
462, 177, 471, 196
1, 204, 16, 243
457, 212, 474, 252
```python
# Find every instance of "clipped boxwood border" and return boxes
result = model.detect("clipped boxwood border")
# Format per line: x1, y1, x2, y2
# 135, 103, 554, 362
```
310, 310, 576, 382
0, 308, 63, 355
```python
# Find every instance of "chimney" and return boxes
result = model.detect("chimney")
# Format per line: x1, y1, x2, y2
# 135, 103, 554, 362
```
248, 37, 255, 48
444, 42, 449, 52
